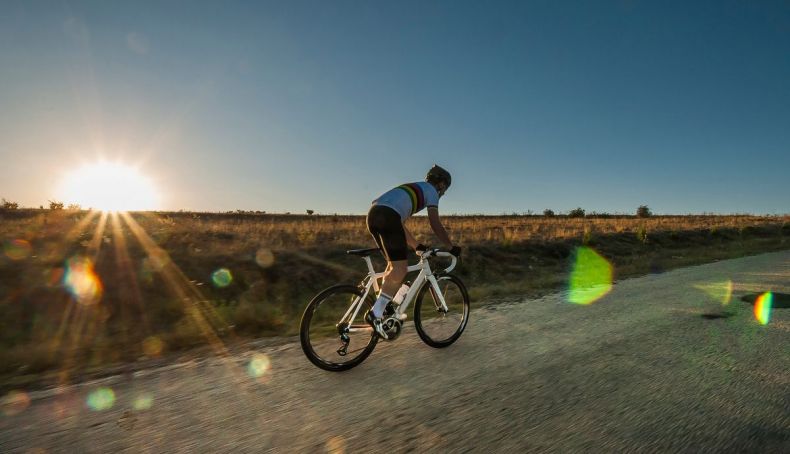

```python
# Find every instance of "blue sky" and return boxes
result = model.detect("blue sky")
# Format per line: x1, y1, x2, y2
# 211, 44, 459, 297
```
1, 0, 789, 214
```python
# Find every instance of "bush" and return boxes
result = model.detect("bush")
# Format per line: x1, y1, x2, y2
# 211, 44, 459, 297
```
543, 209, 555, 217
568, 207, 585, 218
1, 198, 19, 210
636, 205, 652, 218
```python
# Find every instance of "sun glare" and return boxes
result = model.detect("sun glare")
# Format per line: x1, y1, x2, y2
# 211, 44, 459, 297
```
58, 162, 160, 211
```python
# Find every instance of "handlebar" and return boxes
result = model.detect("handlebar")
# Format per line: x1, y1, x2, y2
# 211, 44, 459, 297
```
418, 248, 458, 274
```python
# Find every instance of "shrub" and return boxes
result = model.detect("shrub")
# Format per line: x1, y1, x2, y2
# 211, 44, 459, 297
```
1, 198, 19, 210
543, 209, 555, 217
636, 205, 652, 218
568, 207, 585, 218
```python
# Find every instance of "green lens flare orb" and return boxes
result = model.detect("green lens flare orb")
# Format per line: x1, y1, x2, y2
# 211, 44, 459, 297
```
248, 354, 271, 378
568, 247, 613, 305
754, 292, 772, 325
86, 388, 115, 411
211, 268, 233, 288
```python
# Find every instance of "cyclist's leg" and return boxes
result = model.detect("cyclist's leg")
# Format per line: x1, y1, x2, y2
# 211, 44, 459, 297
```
367, 206, 409, 317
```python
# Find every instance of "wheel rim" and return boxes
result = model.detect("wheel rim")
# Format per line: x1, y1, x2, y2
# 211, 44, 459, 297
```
304, 288, 375, 367
416, 277, 467, 343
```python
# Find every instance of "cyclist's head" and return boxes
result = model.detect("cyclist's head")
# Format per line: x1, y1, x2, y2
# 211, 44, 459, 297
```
426, 164, 451, 195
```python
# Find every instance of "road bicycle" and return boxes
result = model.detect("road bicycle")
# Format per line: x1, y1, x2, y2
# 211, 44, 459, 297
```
299, 247, 470, 371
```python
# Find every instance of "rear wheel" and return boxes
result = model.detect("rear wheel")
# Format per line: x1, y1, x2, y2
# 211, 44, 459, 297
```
300, 285, 378, 371
413, 275, 470, 348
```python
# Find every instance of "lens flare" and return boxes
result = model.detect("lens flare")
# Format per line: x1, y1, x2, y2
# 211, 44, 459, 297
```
86, 387, 115, 411
63, 256, 103, 305
3, 239, 32, 260
212, 268, 233, 288
142, 336, 165, 357
255, 248, 275, 268
248, 354, 271, 378
568, 247, 613, 305
754, 292, 773, 325
133, 393, 154, 411
694, 280, 734, 305
1, 390, 31, 416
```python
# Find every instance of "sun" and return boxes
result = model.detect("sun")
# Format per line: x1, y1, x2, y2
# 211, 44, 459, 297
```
58, 161, 160, 211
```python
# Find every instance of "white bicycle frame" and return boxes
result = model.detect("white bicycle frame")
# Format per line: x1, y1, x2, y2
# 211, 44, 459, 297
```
343, 249, 458, 334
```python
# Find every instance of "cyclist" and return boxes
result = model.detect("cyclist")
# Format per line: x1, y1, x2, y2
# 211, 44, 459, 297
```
365, 164, 461, 338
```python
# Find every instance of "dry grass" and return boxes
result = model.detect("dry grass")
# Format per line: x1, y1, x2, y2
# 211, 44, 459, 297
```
116, 211, 789, 249
1, 209, 789, 386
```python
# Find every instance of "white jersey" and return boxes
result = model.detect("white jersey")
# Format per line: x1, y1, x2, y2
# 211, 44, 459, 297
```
372, 181, 440, 221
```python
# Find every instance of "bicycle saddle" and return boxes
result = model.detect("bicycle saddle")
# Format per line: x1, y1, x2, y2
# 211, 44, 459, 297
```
346, 247, 380, 257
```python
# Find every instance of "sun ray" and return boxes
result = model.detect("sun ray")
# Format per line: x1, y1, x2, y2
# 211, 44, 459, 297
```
48, 212, 106, 386
87, 211, 109, 261
110, 212, 152, 349
118, 212, 259, 401
41, 210, 100, 264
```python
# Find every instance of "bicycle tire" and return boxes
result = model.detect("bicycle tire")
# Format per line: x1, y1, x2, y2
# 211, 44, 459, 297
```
300, 284, 378, 371
413, 274, 470, 348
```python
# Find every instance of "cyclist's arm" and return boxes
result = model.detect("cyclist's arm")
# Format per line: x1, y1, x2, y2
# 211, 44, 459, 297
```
427, 207, 453, 249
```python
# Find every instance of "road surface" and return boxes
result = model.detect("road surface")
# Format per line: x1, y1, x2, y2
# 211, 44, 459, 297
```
2, 251, 789, 452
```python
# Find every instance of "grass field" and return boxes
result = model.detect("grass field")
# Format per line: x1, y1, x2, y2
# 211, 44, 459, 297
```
1, 209, 789, 387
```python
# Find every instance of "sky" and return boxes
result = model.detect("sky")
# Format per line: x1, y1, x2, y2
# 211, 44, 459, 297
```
1, 0, 789, 215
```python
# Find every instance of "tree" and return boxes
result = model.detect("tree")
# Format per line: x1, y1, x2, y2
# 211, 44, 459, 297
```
49, 200, 64, 210
636, 205, 652, 218
1, 198, 19, 210
543, 209, 555, 217
306, 209, 314, 215
568, 207, 585, 218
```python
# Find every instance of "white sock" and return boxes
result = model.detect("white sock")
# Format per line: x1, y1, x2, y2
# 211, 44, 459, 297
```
372, 292, 393, 318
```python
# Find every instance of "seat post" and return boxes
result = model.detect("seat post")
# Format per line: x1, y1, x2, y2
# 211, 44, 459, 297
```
363, 256, 376, 275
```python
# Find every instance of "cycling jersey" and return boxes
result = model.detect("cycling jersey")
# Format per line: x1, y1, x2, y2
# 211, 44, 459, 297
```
372, 182, 439, 221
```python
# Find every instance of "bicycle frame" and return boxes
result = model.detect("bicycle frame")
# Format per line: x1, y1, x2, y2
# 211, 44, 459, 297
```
342, 250, 458, 334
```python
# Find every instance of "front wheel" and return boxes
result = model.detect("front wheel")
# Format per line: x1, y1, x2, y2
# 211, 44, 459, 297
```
413, 275, 470, 348
300, 285, 378, 371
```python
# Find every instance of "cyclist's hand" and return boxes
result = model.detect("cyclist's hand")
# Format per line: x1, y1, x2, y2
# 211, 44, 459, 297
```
450, 245, 462, 258
415, 243, 429, 253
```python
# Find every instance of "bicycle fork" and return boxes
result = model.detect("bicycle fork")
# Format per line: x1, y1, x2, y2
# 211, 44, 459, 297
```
427, 275, 450, 314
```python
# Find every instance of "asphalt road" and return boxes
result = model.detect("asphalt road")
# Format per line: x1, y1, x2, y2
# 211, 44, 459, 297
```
2, 251, 789, 453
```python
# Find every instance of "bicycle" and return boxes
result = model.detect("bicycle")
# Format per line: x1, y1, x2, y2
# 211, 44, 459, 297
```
299, 247, 470, 371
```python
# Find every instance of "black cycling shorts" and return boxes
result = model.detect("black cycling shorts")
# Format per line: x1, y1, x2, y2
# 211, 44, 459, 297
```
366, 205, 408, 262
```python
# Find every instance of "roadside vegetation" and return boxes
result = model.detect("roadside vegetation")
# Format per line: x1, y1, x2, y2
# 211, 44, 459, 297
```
1, 207, 789, 387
